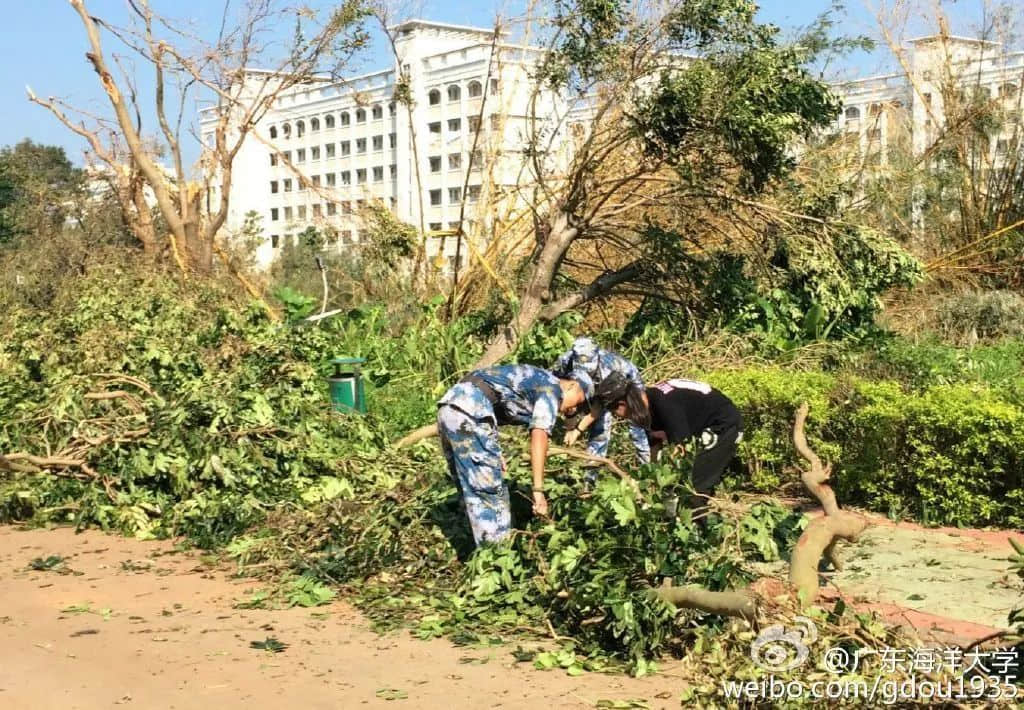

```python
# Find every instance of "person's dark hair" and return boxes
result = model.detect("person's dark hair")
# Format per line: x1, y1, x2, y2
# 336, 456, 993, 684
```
596, 373, 650, 429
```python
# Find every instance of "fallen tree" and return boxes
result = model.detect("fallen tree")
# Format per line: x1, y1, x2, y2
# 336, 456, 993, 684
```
654, 402, 869, 615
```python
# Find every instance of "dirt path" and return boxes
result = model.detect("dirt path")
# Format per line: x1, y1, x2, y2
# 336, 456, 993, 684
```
0, 525, 680, 710
1, 519, 1020, 709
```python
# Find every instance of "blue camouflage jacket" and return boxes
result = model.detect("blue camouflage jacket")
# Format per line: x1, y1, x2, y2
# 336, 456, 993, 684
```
438, 365, 563, 434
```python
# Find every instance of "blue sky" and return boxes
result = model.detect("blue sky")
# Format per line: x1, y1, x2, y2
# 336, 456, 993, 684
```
0, 1, 992, 164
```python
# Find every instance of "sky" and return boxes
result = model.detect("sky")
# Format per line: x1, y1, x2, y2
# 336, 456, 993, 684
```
0, 0, 998, 166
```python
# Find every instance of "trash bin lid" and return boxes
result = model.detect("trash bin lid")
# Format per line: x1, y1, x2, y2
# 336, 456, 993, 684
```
332, 356, 367, 365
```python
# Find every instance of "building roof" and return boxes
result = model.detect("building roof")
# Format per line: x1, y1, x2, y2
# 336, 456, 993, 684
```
389, 18, 508, 38
908, 34, 998, 46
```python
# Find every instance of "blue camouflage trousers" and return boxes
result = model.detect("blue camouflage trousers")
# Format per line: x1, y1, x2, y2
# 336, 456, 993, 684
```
585, 411, 651, 483
437, 400, 511, 546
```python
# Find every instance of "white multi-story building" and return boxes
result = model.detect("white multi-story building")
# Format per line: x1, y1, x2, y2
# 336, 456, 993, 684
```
200, 19, 569, 270
829, 34, 1024, 167
203, 21, 1024, 269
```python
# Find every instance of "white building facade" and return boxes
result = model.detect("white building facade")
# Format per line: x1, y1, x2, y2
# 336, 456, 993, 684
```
200, 20, 564, 270
830, 35, 1024, 168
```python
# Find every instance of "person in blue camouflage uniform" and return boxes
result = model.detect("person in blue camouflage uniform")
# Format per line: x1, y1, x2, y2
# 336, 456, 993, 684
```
437, 364, 594, 546
553, 337, 650, 477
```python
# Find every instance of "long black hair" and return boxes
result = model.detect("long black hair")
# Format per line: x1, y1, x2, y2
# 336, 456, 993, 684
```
595, 372, 651, 429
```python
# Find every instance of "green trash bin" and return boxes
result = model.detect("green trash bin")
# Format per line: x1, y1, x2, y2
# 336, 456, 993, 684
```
329, 357, 367, 414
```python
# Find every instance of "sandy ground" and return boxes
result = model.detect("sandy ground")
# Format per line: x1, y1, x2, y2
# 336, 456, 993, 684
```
0, 525, 683, 710
1, 518, 1021, 709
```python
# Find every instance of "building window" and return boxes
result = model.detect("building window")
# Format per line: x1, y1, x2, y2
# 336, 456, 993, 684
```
284, 206, 293, 220
449, 187, 462, 203
271, 234, 280, 247
341, 170, 351, 185
867, 128, 882, 141
358, 230, 368, 243
311, 117, 320, 132
356, 168, 366, 184
297, 177, 306, 192
312, 204, 321, 217
448, 118, 461, 132
271, 208, 279, 221
327, 202, 336, 216
868, 103, 882, 117
372, 104, 383, 120
326, 143, 335, 158
468, 80, 482, 98
448, 221, 461, 230
312, 175, 321, 187
340, 111, 350, 126
489, 114, 500, 129
270, 180, 279, 194
342, 230, 353, 244
996, 138, 1009, 154
283, 150, 291, 163
428, 122, 441, 135
372, 135, 383, 151
490, 78, 499, 94
468, 116, 481, 133
298, 205, 306, 219
283, 178, 293, 192
325, 114, 335, 129
296, 148, 306, 163
429, 189, 442, 206
389, 132, 396, 148
341, 140, 351, 156
326, 173, 336, 187
389, 164, 397, 179
429, 156, 442, 172
429, 222, 442, 231
390, 197, 397, 209
311, 146, 321, 161
447, 84, 461, 102
923, 93, 932, 106
448, 153, 462, 170
373, 166, 384, 182
468, 185, 481, 202
282, 123, 292, 138
270, 153, 278, 166
356, 108, 366, 123
270, 126, 278, 139
428, 89, 441, 105
389, 101, 396, 116
470, 149, 483, 168
356, 138, 366, 154
296, 120, 305, 137
342, 201, 352, 214
1000, 82, 1018, 99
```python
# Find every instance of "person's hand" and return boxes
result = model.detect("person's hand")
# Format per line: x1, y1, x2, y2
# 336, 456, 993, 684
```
532, 490, 549, 517
563, 428, 581, 447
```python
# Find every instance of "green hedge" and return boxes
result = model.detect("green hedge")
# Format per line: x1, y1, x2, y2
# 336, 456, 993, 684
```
702, 368, 1024, 528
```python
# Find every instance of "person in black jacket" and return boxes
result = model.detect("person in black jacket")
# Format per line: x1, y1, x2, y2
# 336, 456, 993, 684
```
594, 374, 743, 520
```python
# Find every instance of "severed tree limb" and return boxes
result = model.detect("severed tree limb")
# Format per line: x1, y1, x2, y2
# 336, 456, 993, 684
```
394, 423, 439, 448
650, 585, 758, 620
790, 511, 868, 604
793, 402, 839, 515
392, 424, 633, 483
790, 402, 870, 603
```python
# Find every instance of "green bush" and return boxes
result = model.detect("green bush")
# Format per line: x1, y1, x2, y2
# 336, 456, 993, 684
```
698, 367, 1024, 528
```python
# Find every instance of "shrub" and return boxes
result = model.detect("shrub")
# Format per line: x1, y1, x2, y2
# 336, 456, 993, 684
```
933, 290, 1024, 345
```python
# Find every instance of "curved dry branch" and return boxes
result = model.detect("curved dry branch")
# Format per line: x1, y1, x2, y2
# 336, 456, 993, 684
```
794, 402, 839, 515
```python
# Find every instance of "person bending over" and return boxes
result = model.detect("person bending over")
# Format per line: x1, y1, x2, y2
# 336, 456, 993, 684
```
597, 374, 743, 519
553, 337, 650, 476
436, 365, 594, 546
